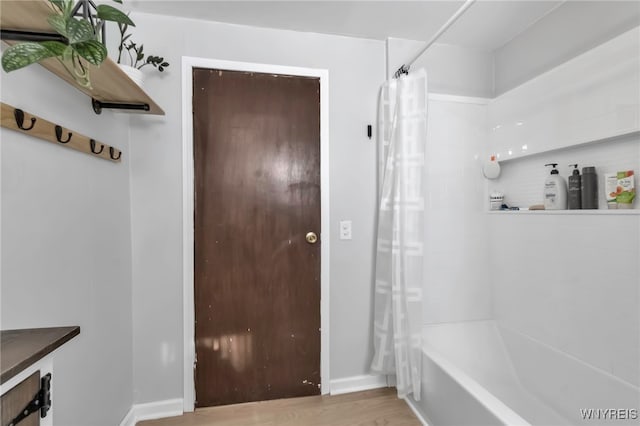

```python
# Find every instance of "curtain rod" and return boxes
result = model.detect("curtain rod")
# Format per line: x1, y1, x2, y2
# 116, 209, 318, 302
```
394, 0, 477, 78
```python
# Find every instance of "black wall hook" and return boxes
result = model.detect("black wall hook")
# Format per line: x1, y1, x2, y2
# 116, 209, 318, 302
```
109, 147, 122, 160
55, 125, 72, 143
90, 139, 104, 154
14, 108, 36, 131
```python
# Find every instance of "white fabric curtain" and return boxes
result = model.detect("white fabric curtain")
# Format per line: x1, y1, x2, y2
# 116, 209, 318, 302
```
370, 69, 428, 400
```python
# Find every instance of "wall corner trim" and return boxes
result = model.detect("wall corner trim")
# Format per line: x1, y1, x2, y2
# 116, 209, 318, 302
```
119, 398, 183, 426
329, 374, 389, 395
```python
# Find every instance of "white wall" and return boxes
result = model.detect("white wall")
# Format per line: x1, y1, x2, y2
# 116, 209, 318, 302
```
125, 13, 385, 404
423, 97, 491, 325
387, 38, 494, 98
493, 0, 640, 95
0, 65, 133, 425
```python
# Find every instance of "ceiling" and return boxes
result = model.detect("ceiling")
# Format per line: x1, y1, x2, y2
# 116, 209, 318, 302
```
126, 0, 565, 51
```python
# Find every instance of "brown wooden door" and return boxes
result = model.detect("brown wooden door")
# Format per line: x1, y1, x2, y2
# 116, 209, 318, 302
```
193, 68, 321, 408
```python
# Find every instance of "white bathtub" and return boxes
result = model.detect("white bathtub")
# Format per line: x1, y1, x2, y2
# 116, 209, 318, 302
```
410, 321, 639, 425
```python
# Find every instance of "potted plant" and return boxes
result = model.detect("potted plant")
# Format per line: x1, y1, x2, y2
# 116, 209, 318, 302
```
116, 22, 169, 87
1, 0, 134, 88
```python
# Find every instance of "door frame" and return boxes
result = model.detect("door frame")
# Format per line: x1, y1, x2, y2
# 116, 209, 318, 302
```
181, 56, 330, 412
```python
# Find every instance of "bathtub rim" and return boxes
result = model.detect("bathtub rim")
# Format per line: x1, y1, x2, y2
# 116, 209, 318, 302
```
423, 346, 532, 426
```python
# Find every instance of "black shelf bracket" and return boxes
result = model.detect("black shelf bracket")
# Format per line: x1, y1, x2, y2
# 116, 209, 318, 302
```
0, 29, 67, 44
92, 99, 150, 115
1, 1, 105, 45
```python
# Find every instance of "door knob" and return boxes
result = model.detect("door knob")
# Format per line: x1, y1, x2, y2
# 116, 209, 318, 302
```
305, 232, 318, 244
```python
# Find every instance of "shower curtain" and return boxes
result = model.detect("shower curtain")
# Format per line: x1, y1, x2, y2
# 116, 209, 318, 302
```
370, 69, 427, 400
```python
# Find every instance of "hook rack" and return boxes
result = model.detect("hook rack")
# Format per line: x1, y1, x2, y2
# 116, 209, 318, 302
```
1, 102, 122, 163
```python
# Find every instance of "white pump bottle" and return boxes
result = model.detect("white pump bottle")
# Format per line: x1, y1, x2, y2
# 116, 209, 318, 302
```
544, 163, 567, 210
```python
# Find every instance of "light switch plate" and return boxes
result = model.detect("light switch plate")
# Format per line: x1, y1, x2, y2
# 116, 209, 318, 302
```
339, 220, 352, 240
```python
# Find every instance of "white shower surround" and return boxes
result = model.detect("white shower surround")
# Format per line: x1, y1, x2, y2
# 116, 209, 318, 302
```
407, 25, 640, 425
488, 26, 640, 162
415, 321, 639, 425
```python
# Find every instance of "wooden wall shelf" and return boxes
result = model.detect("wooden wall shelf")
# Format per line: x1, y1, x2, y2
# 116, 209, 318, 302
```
0, 0, 165, 115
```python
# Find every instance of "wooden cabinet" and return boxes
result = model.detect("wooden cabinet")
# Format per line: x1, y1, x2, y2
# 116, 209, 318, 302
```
1, 327, 80, 426
1, 371, 41, 426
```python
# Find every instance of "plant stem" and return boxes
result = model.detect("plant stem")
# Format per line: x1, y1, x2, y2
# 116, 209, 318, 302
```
117, 23, 124, 63
126, 47, 133, 67
55, 56, 91, 89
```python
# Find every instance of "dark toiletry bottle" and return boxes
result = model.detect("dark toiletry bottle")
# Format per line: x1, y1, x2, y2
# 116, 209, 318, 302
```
568, 164, 582, 210
581, 166, 598, 209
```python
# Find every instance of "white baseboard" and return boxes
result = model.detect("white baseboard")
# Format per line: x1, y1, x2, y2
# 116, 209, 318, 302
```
329, 374, 389, 395
119, 398, 183, 426
403, 395, 430, 426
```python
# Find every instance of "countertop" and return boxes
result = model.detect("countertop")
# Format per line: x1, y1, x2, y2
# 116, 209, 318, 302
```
1, 326, 80, 384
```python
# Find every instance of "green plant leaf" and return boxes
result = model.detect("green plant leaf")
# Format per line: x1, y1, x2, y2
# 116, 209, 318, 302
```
112, 0, 123, 4
67, 18, 95, 44
41, 41, 68, 56
48, 0, 66, 12
1, 42, 58, 72
49, 0, 73, 16
49, 0, 74, 18
47, 15, 68, 37
96, 5, 135, 26
64, 0, 75, 17
73, 40, 107, 66
62, 45, 73, 62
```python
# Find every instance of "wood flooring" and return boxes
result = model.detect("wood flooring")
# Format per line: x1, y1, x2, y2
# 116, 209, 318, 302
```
138, 388, 421, 426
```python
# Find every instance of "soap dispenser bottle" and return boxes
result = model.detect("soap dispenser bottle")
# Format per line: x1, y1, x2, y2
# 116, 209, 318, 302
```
544, 163, 567, 210
581, 166, 598, 209
567, 164, 582, 210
